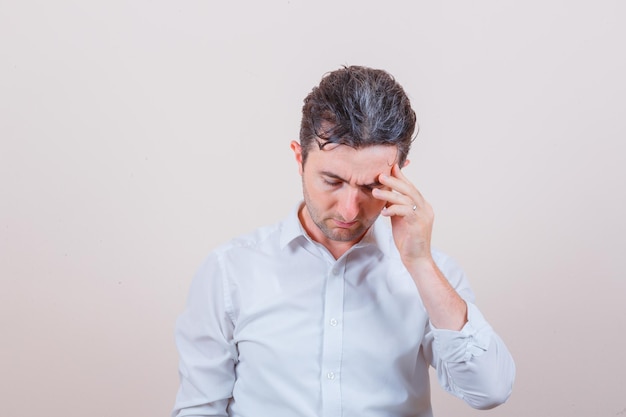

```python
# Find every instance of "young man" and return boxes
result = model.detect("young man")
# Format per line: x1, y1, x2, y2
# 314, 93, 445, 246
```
172, 66, 515, 417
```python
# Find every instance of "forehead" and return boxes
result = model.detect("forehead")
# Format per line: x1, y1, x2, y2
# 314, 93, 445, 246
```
306, 143, 398, 181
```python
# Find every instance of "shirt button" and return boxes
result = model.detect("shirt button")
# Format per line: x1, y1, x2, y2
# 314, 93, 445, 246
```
326, 371, 335, 380
329, 318, 338, 327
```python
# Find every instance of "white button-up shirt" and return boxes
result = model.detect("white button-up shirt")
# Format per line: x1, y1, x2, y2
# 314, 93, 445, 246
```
172, 204, 515, 417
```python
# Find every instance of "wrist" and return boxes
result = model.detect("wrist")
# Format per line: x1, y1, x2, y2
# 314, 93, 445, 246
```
403, 254, 436, 274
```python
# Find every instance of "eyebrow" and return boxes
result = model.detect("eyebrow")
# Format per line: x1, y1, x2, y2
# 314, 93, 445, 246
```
320, 171, 383, 188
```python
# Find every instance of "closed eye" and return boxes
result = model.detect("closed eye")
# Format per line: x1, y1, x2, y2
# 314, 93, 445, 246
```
323, 179, 342, 187
320, 172, 345, 187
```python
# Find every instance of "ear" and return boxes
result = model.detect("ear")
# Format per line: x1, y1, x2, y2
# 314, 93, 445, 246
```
402, 158, 410, 168
290, 140, 304, 175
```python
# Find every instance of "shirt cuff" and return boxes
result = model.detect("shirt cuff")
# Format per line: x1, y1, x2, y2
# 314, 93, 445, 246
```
431, 302, 492, 363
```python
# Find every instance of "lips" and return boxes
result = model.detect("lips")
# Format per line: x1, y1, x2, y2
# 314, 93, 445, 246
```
333, 219, 357, 228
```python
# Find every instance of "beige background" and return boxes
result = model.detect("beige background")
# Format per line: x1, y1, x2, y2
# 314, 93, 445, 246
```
1, 1, 625, 416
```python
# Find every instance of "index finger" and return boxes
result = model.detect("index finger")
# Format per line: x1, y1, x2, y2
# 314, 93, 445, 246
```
379, 164, 426, 205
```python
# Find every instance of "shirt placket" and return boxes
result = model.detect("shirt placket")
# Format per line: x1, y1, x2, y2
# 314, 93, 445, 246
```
320, 259, 345, 416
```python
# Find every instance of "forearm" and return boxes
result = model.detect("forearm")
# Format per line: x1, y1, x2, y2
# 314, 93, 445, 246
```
406, 257, 467, 330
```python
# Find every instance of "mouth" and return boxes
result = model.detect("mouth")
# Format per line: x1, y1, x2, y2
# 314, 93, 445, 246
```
333, 219, 358, 228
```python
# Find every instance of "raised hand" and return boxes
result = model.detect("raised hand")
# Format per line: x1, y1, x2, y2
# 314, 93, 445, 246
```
373, 163, 467, 330
372, 163, 434, 268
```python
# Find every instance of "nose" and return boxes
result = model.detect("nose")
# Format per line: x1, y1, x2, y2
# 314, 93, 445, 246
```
338, 187, 360, 222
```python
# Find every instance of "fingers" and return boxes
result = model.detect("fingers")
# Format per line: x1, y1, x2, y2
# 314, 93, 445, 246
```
372, 164, 424, 215
388, 164, 426, 205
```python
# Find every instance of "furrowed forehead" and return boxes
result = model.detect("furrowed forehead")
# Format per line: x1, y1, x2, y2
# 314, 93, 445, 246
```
308, 144, 398, 183
319, 171, 384, 188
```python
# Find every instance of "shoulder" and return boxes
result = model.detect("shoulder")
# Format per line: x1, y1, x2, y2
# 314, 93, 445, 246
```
230, 221, 282, 247
212, 219, 285, 260
191, 220, 286, 291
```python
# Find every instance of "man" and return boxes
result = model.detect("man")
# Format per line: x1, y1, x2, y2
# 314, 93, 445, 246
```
172, 66, 515, 417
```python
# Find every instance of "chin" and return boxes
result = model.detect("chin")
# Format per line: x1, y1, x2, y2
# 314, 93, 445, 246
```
327, 226, 367, 243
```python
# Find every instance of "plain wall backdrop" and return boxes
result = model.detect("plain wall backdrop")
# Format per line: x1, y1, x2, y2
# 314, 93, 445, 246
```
1, 1, 625, 416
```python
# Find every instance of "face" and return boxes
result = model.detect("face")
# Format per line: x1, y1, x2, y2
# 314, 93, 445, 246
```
291, 140, 398, 255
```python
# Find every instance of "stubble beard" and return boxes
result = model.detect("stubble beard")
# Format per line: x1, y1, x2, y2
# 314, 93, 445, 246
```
312, 212, 368, 242
302, 187, 375, 243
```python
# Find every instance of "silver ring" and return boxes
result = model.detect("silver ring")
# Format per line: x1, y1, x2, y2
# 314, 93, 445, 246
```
412, 204, 417, 211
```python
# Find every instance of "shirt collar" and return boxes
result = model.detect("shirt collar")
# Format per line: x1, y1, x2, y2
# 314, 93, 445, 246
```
279, 202, 308, 250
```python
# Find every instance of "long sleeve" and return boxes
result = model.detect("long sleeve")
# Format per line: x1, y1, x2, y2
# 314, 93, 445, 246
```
424, 253, 516, 409
172, 253, 238, 417
429, 303, 515, 409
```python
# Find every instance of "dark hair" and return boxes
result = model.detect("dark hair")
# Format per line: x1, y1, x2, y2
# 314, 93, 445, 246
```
299, 65, 417, 166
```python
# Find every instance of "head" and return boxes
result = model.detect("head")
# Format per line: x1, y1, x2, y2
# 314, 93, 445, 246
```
293, 66, 418, 255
